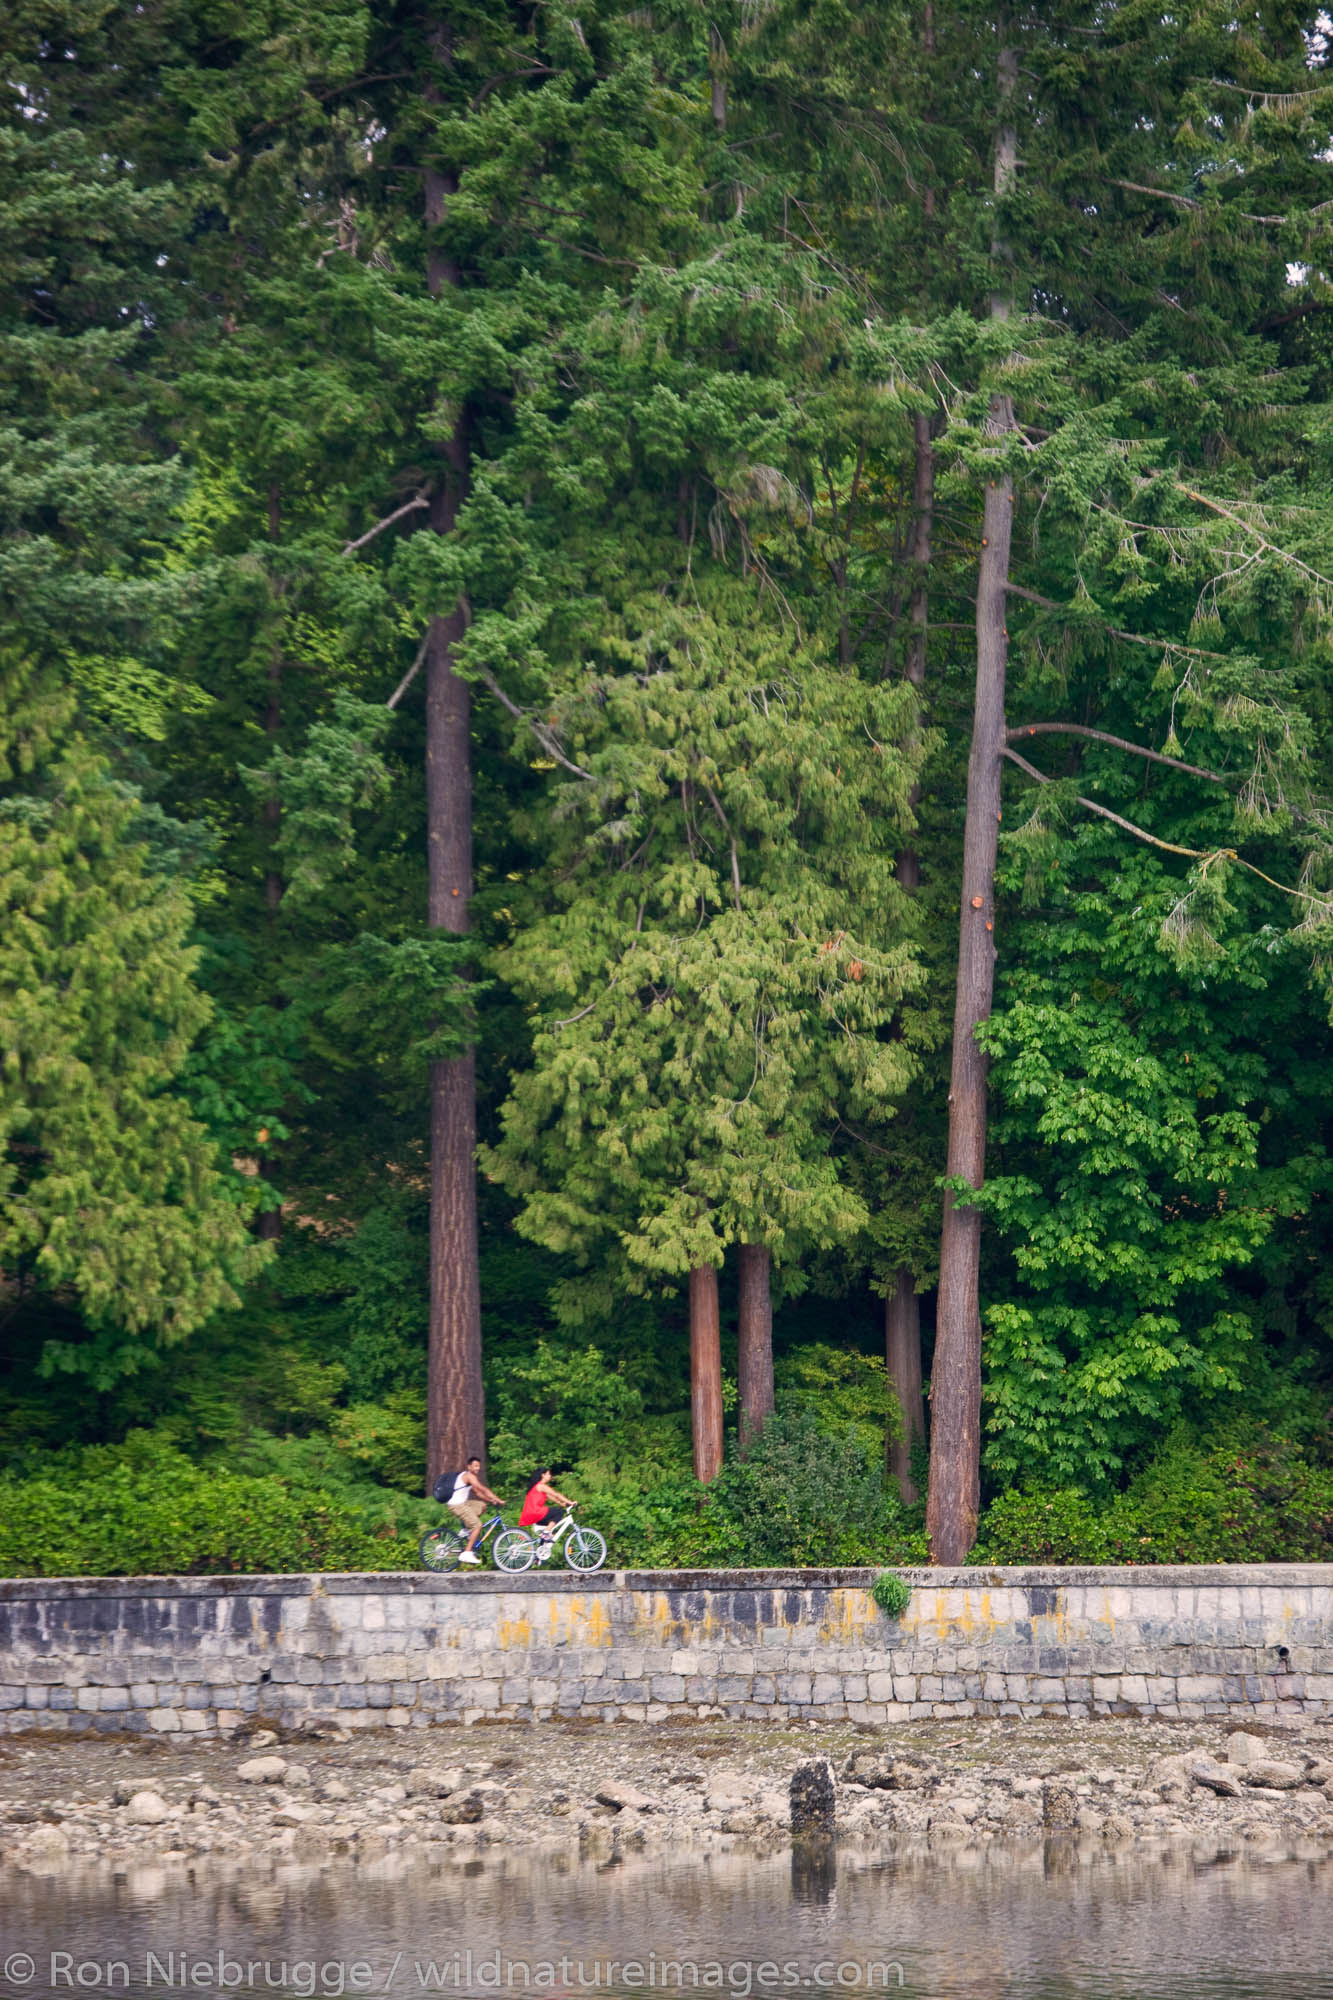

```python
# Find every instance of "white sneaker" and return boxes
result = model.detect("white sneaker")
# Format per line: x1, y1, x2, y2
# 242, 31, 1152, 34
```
458, 1550, 481, 1565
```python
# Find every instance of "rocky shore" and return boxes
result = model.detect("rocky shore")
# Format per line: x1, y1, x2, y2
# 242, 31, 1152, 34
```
2, 1711, 1332, 1872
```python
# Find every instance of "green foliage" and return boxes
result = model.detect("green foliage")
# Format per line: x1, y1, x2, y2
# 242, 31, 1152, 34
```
976, 845, 1333, 1489
0, 1434, 425, 1579
974, 1488, 1115, 1566
870, 1572, 913, 1619
1, 738, 268, 1373
776, 1344, 902, 1464
705, 1408, 895, 1569
974, 1425, 1333, 1566
486, 1342, 645, 1490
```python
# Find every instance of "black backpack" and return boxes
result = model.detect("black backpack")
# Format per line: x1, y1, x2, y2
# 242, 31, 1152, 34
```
433, 1471, 460, 1504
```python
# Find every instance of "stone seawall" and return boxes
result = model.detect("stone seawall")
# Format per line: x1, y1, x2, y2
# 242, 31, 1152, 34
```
0, 1567, 1329, 1736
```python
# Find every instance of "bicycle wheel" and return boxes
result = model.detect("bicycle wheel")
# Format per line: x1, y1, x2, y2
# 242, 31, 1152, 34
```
563, 1525, 607, 1572
493, 1529, 537, 1574
419, 1525, 464, 1573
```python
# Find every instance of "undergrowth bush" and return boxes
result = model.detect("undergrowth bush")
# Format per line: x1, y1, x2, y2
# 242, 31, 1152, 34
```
974, 1424, 1333, 1565
0, 1433, 430, 1577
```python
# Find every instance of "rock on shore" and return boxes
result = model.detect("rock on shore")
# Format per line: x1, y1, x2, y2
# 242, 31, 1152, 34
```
2, 1712, 1331, 1873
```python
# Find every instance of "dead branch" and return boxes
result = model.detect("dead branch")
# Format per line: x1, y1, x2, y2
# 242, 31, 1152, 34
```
1005, 721, 1228, 784
342, 494, 430, 556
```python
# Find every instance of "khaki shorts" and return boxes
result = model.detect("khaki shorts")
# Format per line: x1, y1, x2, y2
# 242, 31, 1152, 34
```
449, 1498, 484, 1532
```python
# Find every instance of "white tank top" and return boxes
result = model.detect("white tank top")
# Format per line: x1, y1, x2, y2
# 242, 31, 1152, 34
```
450, 1471, 472, 1506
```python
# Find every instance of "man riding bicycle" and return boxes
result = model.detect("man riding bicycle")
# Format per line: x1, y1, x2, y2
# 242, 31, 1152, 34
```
447, 1456, 505, 1564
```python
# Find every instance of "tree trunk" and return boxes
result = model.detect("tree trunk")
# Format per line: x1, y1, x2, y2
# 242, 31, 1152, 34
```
257, 479, 284, 1244
423, 126, 484, 1487
884, 413, 935, 1493
886, 1271, 925, 1502
926, 41, 1017, 1566
737, 1242, 774, 1451
690, 1264, 724, 1482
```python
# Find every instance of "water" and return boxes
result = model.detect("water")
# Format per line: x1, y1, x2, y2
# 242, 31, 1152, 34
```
2, 1837, 1331, 2000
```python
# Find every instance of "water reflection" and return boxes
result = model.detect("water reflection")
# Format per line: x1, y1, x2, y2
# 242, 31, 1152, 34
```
1, 1836, 1331, 2000
789, 1835, 837, 1908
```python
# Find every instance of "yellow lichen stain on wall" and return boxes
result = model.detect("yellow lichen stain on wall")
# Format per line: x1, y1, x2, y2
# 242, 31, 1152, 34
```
497, 1612, 533, 1650
819, 1590, 881, 1643
540, 1594, 613, 1649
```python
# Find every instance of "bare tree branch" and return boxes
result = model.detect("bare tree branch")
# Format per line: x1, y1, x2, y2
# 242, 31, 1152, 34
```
1174, 484, 1333, 594
472, 664, 595, 781
1004, 580, 1232, 662
342, 493, 430, 556
1002, 744, 1216, 858
703, 781, 743, 910
1006, 720, 1228, 784
1005, 745, 1320, 900
386, 630, 430, 711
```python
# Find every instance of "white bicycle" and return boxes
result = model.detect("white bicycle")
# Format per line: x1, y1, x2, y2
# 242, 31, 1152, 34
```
493, 1507, 607, 1574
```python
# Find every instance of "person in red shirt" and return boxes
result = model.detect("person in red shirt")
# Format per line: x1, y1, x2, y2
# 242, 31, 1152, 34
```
519, 1467, 574, 1555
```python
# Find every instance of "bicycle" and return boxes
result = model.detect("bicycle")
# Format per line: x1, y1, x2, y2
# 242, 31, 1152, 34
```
418, 1509, 533, 1574
492, 1507, 607, 1574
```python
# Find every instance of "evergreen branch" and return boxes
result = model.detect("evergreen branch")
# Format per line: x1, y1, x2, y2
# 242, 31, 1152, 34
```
342, 494, 430, 555
1109, 176, 1300, 226
1209, 78, 1333, 106
1002, 745, 1216, 857
1004, 581, 1233, 662
1111, 178, 1200, 211
472, 666, 595, 781
1174, 485, 1333, 594
385, 632, 430, 711
1005, 722, 1228, 784
1003, 746, 1317, 898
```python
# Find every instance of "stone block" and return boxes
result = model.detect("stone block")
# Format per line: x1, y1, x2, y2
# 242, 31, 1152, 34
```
1176, 1674, 1224, 1701
147, 1708, 181, 1732
0, 1685, 25, 1710
24, 1686, 49, 1708
651, 1675, 686, 1702
75, 1687, 101, 1711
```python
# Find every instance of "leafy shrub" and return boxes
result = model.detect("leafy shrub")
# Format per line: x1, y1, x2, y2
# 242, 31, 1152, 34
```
974, 1424, 1333, 1565
973, 1487, 1114, 1564
707, 1406, 894, 1567
775, 1344, 901, 1461
329, 1388, 427, 1491
870, 1571, 912, 1618
487, 1341, 644, 1487
1109, 1424, 1333, 1562
0, 1433, 428, 1577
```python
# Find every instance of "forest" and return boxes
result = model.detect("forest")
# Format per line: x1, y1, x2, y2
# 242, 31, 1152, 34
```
5, 0, 1333, 1576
